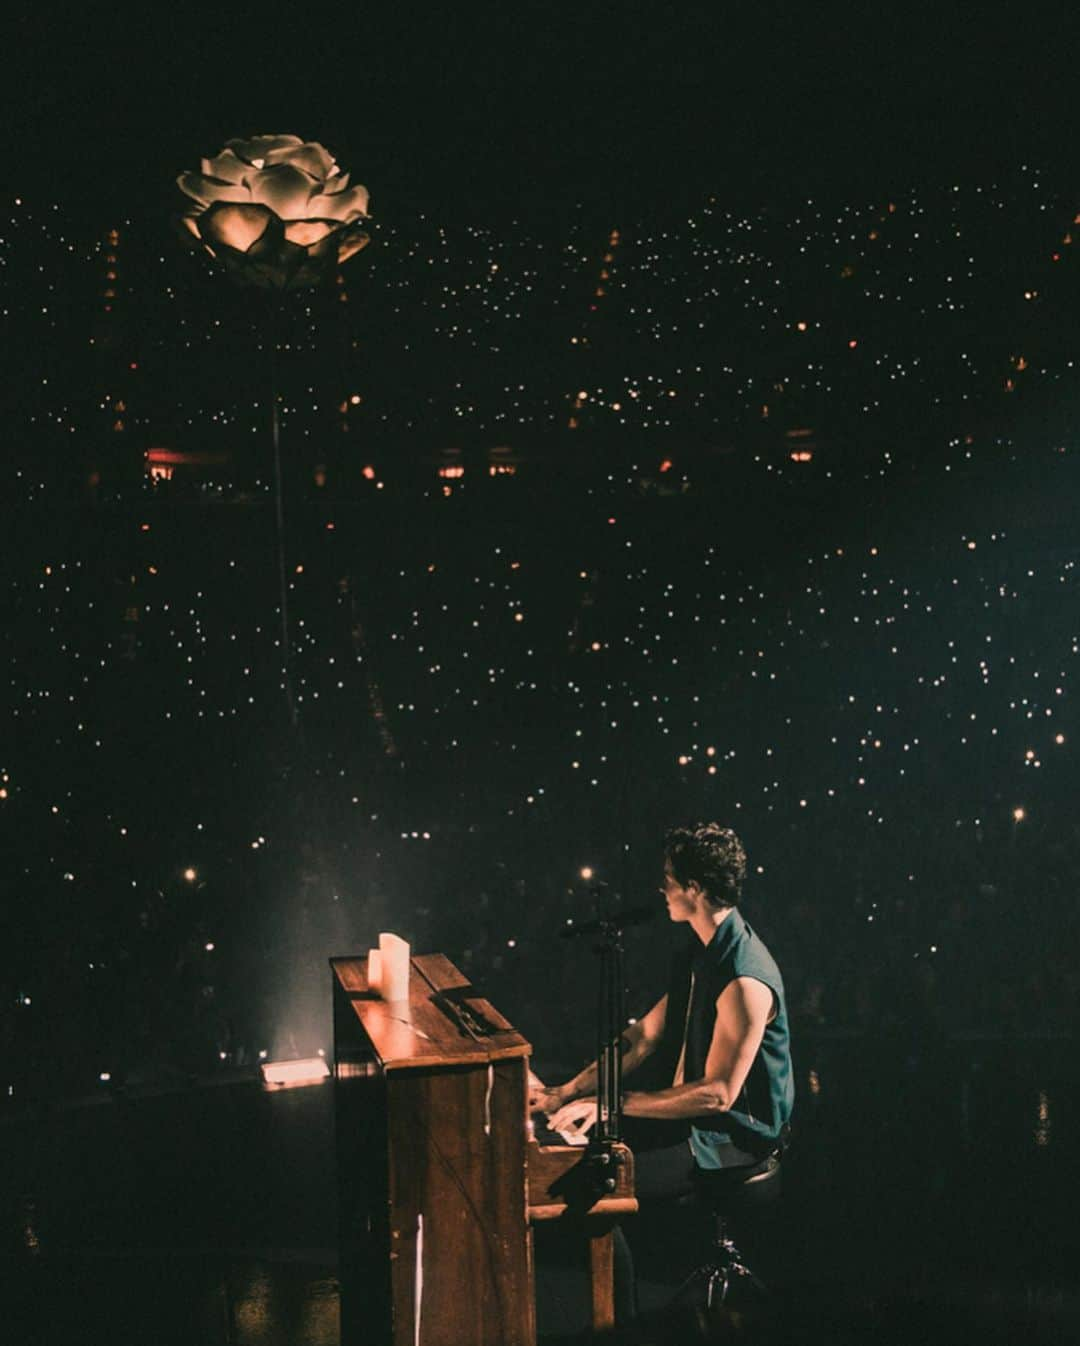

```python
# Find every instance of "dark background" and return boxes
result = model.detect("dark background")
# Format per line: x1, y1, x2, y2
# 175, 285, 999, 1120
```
3, 9, 1080, 1341
9, 3, 1080, 215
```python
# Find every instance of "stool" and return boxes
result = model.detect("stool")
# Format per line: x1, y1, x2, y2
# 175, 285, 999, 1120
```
668, 1153, 782, 1315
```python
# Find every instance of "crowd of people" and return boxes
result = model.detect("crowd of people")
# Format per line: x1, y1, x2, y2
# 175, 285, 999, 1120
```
5, 163, 1079, 471
3, 170, 1080, 1106
4, 444, 1080, 1105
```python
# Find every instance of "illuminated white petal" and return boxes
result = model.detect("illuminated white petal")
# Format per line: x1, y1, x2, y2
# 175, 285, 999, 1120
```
200, 151, 247, 184
307, 183, 369, 222
227, 134, 304, 165
245, 163, 315, 218
337, 230, 370, 264
284, 220, 334, 246
177, 171, 252, 209
266, 141, 335, 180
200, 203, 274, 253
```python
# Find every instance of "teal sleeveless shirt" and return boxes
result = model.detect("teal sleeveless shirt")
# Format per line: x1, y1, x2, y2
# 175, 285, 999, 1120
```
663, 907, 794, 1166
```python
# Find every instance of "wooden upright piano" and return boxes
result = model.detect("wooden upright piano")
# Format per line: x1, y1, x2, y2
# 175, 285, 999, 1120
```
331, 952, 636, 1346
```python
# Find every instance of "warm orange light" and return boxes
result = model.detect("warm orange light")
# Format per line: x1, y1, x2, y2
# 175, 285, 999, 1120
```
146, 448, 228, 466
177, 136, 370, 291
362, 465, 376, 480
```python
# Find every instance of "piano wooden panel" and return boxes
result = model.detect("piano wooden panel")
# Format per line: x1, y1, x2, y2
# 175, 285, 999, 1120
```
332, 952, 637, 1344
332, 954, 533, 1346
526, 1138, 636, 1221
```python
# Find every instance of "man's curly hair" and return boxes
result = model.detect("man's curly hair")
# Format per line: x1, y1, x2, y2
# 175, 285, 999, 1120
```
664, 822, 747, 906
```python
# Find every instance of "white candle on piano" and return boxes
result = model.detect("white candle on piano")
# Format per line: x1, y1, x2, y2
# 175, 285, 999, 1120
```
367, 947, 382, 994
379, 932, 411, 1001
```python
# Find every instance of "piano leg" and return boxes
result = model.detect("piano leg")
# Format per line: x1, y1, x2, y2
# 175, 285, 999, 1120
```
588, 1220, 617, 1333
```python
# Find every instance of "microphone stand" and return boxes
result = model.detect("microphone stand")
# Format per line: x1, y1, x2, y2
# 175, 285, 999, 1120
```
587, 886, 628, 1193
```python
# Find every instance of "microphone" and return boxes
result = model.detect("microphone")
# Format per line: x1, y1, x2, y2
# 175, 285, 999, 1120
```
560, 903, 660, 937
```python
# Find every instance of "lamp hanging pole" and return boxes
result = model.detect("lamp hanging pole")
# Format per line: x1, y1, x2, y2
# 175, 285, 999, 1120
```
268, 299, 297, 730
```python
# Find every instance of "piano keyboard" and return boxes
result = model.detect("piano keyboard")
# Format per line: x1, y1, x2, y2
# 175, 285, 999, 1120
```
530, 1110, 590, 1147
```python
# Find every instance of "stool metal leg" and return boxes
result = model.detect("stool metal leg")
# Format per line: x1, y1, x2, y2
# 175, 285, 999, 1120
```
704, 1229, 766, 1309
668, 1215, 767, 1318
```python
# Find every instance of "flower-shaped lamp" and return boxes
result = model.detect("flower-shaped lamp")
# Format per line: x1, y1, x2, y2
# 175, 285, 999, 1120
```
178, 134, 370, 289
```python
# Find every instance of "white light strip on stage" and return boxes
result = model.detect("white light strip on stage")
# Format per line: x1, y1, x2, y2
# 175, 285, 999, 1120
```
260, 1057, 331, 1087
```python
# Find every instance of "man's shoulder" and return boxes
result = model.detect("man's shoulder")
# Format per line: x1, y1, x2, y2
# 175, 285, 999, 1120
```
733, 919, 784, 976
717, 974, 775, 1016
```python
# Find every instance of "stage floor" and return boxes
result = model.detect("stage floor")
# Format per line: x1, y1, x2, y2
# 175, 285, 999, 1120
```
2, 1036, 1078, 1344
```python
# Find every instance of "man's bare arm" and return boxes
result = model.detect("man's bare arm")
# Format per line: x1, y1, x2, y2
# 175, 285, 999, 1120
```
531, 993, 668, 1110
621, 976, 772, 1121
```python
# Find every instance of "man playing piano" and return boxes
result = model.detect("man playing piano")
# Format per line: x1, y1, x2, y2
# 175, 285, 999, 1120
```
531, 822, 794, 1314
